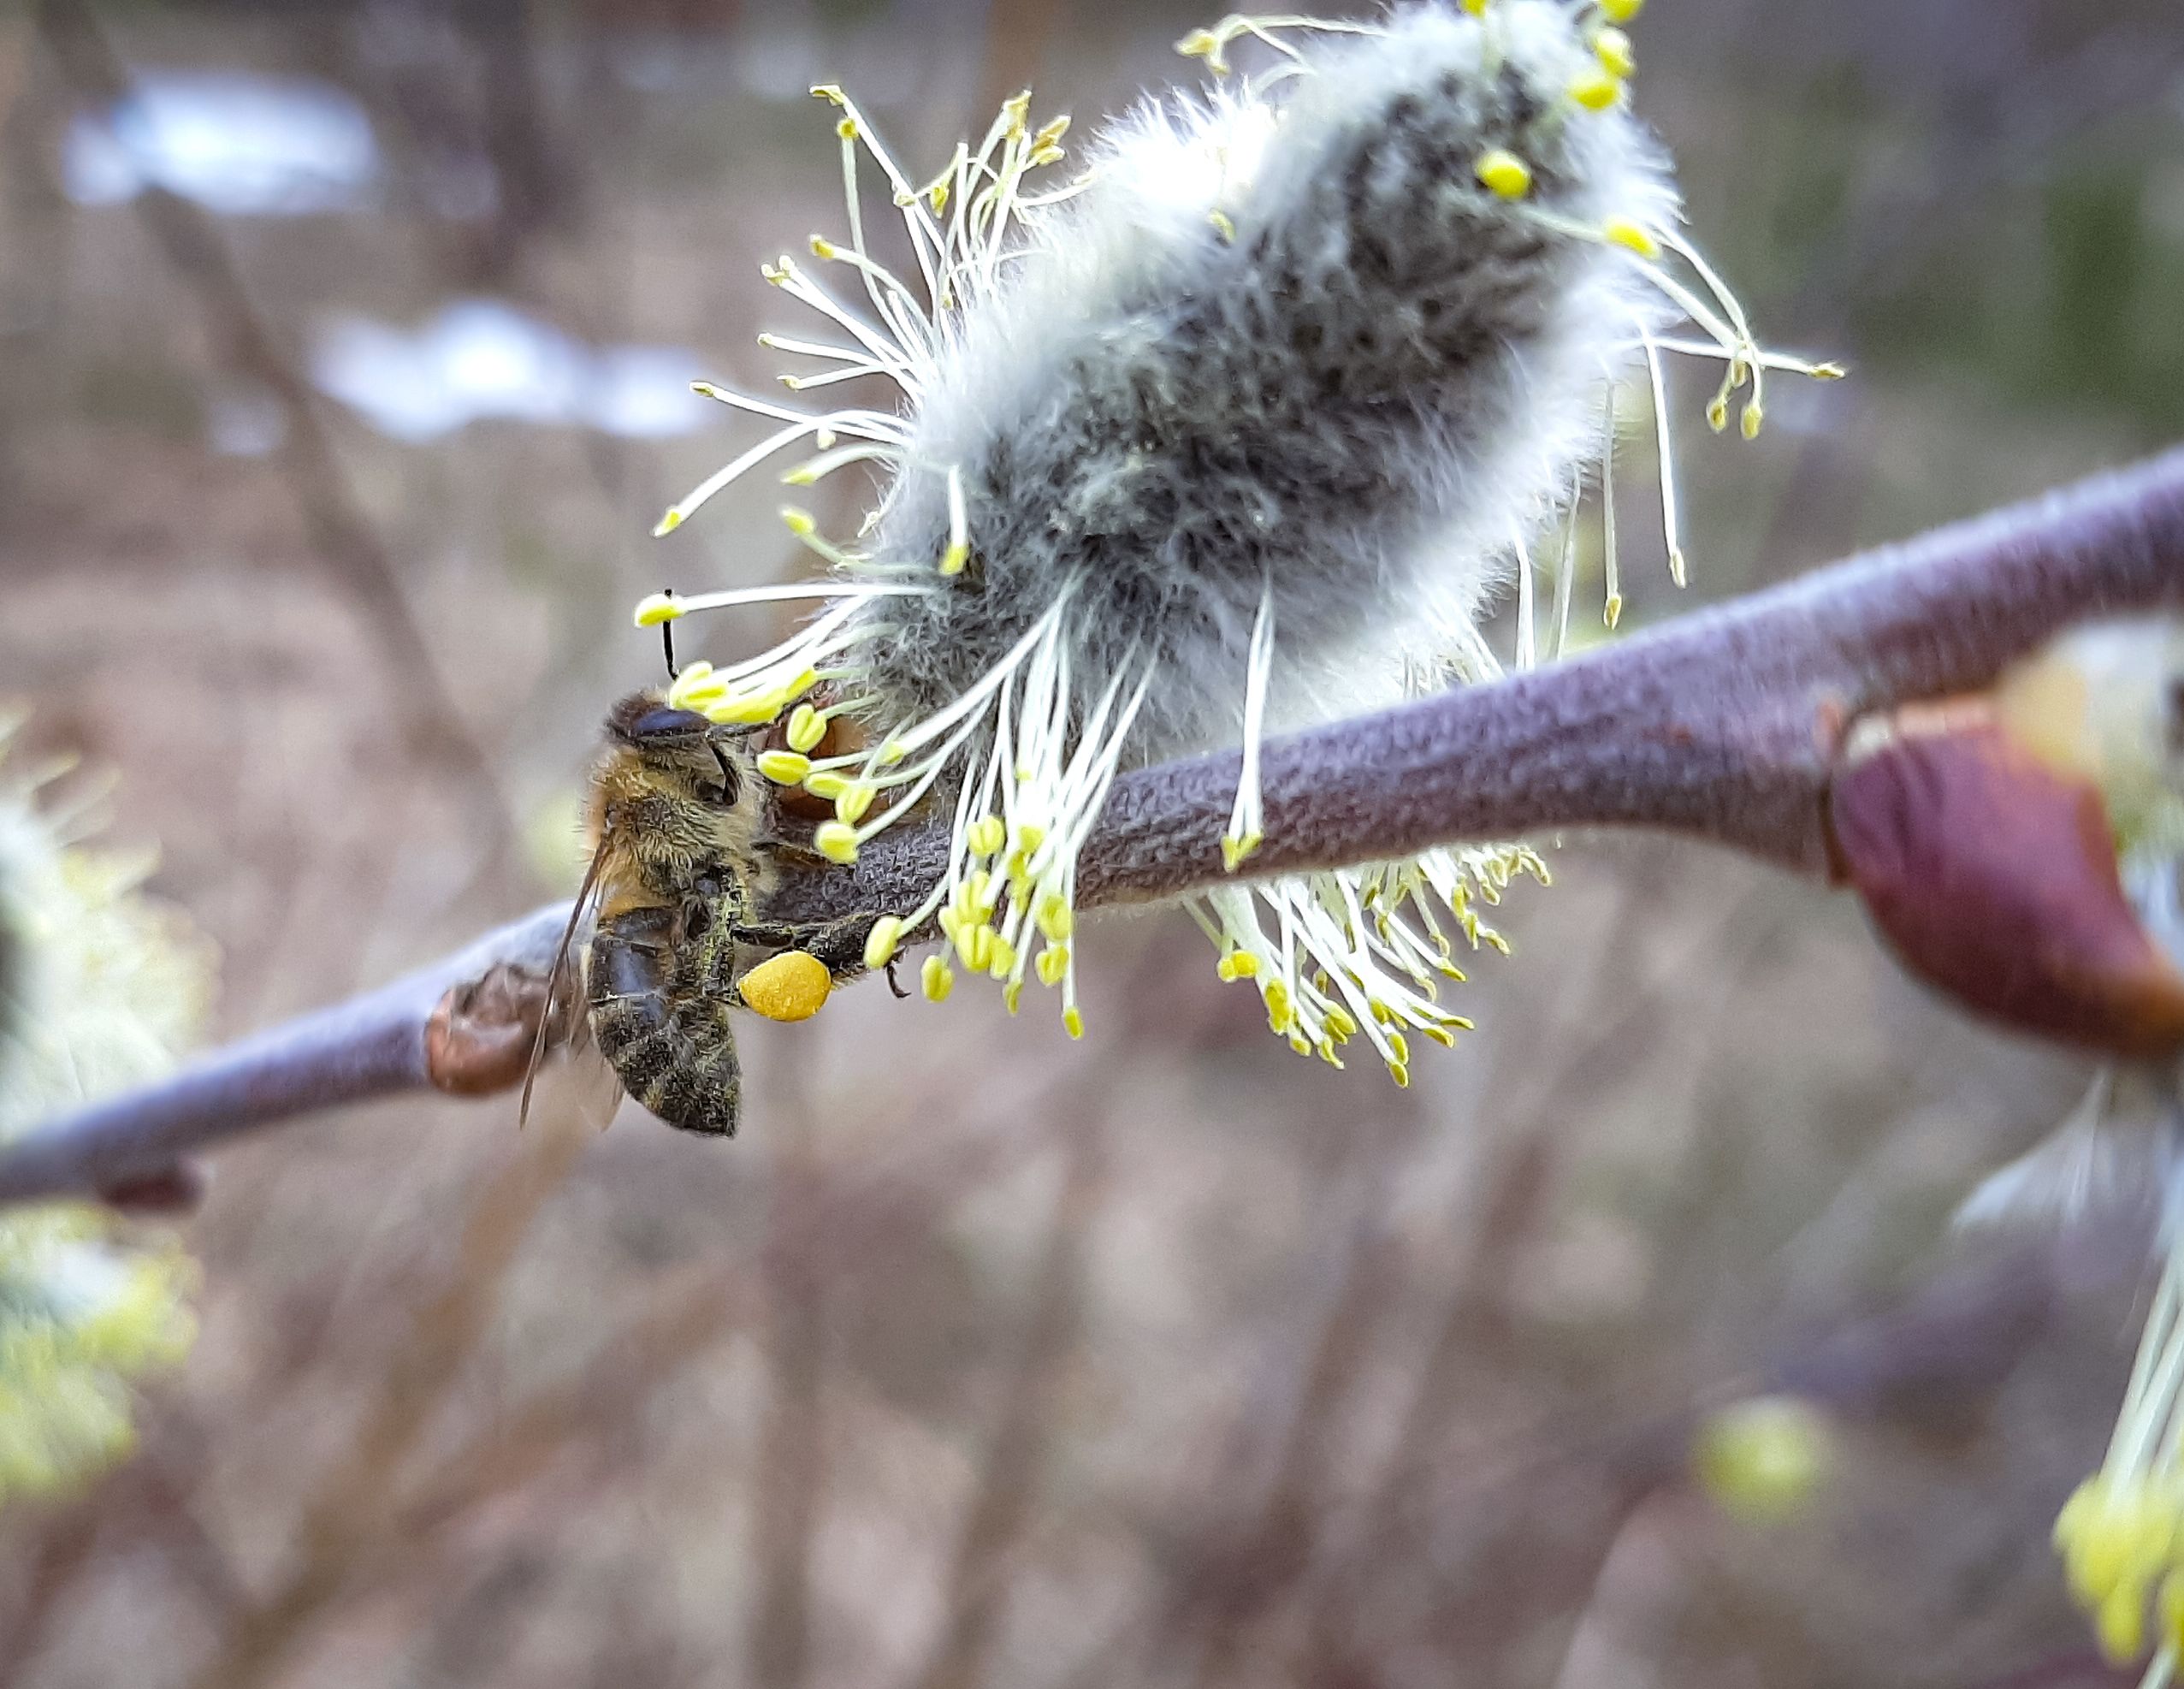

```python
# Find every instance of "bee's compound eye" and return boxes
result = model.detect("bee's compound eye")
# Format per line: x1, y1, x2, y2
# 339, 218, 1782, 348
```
628, 706, 710, 744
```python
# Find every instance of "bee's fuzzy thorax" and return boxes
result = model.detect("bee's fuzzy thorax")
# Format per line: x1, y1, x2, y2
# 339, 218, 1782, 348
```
585, 715, 772, 910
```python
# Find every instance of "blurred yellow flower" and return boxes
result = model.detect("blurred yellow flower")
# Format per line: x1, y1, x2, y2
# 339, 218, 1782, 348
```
0, 726, 210, 1502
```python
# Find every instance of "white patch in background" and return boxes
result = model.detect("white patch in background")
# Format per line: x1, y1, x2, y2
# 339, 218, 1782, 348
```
63, 71, 379, 216
308, 299, 713, 442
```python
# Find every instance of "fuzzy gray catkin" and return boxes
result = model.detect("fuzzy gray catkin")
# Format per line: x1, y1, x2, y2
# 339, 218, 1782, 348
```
642, 1, 1826, 1065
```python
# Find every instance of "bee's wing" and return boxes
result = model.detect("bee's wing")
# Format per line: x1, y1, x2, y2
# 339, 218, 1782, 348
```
546, 1007, 633, 1135
520, 840, 608, 1131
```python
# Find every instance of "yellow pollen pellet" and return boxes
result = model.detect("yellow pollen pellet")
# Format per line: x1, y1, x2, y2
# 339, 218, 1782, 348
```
1037, 944, 1069, 986
1569, 71, 1621, 110
1474, 149, 1531, 199
634, 591, 684, 626
921, 955, 954, 1002
863, 916, 903, 971
1063, 1007, 1085, 1039
758, 750, 811, 785
1603, 216, 1660, 258
814, 821, 859, 863
786, 704, 826, 754
967, 815, 1006, 857
834, 782, 876, 826
1594, 27, 1636, 79
804, 770, 848, 801
740, 951, 831, 1022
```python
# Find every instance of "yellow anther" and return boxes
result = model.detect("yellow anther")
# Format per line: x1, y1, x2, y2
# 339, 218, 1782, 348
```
1036, 943, 1069, 986
1693, 1396, 1833, 1528
1011, 823, 1046, 856
1004, 981, 1022, 1014
1462, 0, 1489, 13
740, 951, 832, 1022
1706, 394, 1731, 432
781, 507, 819, 538
1033, 114, 1071, 147
781, 462, 818, 483
1031, 145, 1065, 168
757, 750, 811, 785
786, 704, 826, 754
814, 821, 859, 863
966, 815, 1007, 857
836, 116, 857, 140
928, 181, 949, 214
1602, 216, 1660, 258
834, 781, 876, 826
1063, 1006, 1085, 1039
666, 661, 718, 705
1325, 1007, 1357, 1039
809, 82, 845, 104
863, 916, 904, 971
809, 235, 839, 260
1216, 950, 1258, 981
652, 508, 684, 537
1222, 830, 1263, 872
1422, 1024, 1457, 1048
987, 935, 1017, 980
1601, 0, 1642, 20
804, 770, 848, 801
1176, 26, 1221, 58
1594, 27, 1636, 79
1474, 148, 1532, 199
940, 540, 970, 576
1035, 892, 1074, 943
634, 591, 685, 626
1209, 209, 1237, 242
1569, 70, 1621, 110
964, 868, 994, 916
1288, 1033, 1310, 1056
1317, 1039, 1341, 1066
705, 691, 786, 726
761, 261, 789, 286
1604, 593, 1624, 630
921, 954, 954, 1002
1387, 1031, 1411, 1066
878, 739, 907, 765
1741, 401, 1765, 441
1812, 361, 1849, 379
1388, 1060, 1411, 1087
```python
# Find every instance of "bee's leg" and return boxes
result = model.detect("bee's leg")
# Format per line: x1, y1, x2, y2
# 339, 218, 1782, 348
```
884, 957, 909, 999
731, 911, 883, 981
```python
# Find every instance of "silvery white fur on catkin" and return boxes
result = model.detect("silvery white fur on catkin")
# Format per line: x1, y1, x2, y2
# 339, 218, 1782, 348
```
844, 0, 1677, 756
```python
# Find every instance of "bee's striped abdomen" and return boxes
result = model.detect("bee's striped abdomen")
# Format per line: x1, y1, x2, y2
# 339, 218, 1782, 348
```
586, 903, 743, 1137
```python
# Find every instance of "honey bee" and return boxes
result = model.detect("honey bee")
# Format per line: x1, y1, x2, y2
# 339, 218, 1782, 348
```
529, 690, 879, 1138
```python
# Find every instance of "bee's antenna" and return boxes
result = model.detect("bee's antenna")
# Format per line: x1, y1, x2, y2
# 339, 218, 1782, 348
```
660, 592, 679, 680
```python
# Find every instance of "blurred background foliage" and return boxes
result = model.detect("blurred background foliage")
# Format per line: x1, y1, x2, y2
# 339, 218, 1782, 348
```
0, 0, 2180, 1684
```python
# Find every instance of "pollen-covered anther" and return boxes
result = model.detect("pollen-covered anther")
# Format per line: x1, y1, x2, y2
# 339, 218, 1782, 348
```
1216, 951, 1258, 982
863, 916, 904, 970
1569, 70, 1622, 110
786, 704, 826, 753
1475, 148, 1532, 199
920, 955, 954, 1002
1222, 831, 1264, 872
757, 750, 812, 785
634, 591, 684, 627
833, 780, 877, 825
1601, 0, 1643, 19
1741, 400, 1765, 440
1593, 27, 1636, 80
1063, 1007, 1085, 1040
814, 821, 860, 863
1035, 943, 1069, 987
966, 815, 1007, 857
1602, 216, 1660, 258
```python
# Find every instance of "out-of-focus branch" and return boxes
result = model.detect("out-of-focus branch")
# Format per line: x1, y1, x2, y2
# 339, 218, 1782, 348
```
0, 449, 2179, 1208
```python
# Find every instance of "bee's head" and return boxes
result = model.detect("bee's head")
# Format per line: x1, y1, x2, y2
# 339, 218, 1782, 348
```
607, 692, 711, 752
603, 692, 746, 807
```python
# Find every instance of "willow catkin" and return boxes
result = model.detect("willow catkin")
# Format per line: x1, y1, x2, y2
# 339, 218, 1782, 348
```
640, 1, 1833, 1070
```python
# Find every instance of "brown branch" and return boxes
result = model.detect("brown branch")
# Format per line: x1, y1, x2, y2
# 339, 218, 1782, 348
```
0, 449, 2179, 1208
